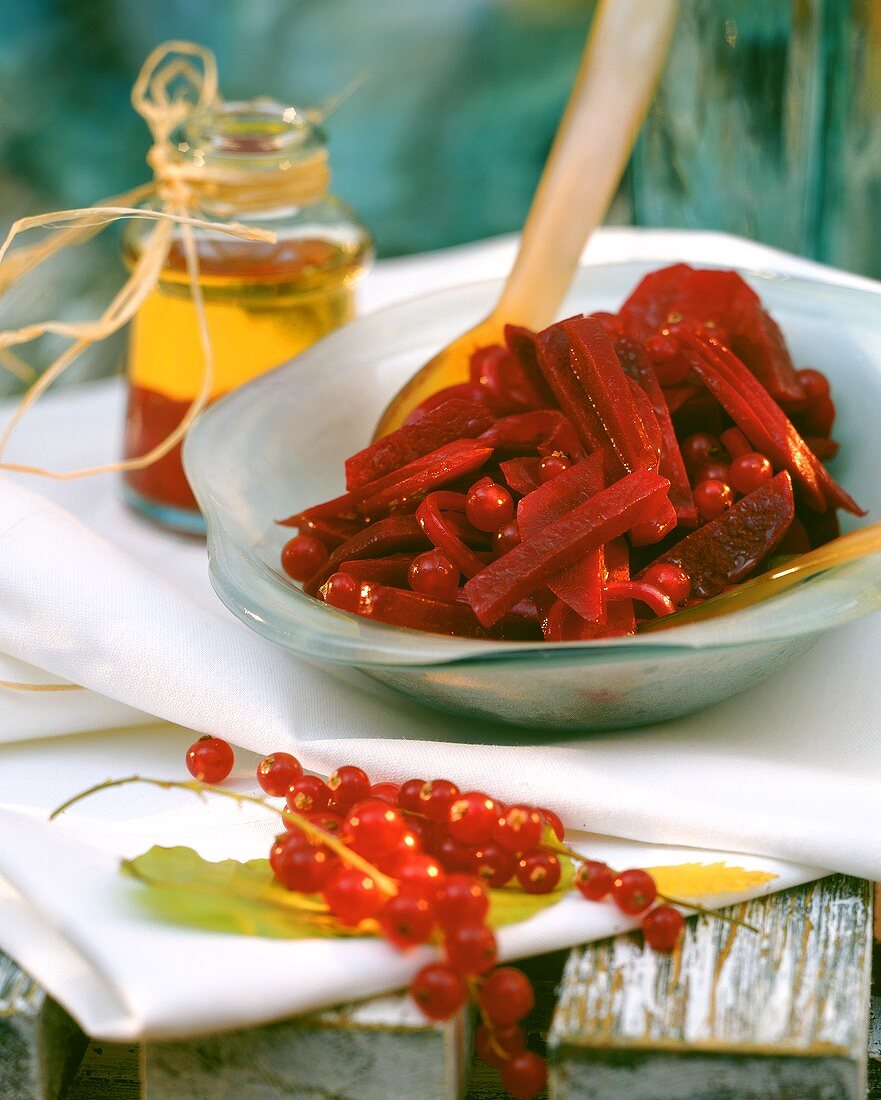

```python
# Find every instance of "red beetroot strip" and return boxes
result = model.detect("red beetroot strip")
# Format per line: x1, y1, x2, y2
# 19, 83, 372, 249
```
465, 470, 670, 626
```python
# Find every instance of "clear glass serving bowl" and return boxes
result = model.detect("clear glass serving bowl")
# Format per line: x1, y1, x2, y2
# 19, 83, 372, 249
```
185, 261, 881, 729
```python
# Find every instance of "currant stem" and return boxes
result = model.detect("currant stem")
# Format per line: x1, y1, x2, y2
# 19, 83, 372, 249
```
467, 975, 510, 1062
49, 774, 397, 896
543, 837, 758, 933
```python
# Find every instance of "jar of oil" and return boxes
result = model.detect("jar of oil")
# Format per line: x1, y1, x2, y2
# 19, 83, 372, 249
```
122, 98, 372, 534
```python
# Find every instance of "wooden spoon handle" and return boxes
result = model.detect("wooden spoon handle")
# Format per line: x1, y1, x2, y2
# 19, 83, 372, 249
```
496, 0, 679, 331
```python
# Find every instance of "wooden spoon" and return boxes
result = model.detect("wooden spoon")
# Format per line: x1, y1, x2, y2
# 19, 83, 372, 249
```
639, 523, 881, 633
373, 0, 679, 438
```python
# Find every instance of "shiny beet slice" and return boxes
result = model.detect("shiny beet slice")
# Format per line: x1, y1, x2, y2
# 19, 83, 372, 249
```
416, 492, 486, 578
534, 321, 607, 456
479, 410, 583, 460
469, 344, 550, 414
504, 323, 557, 408
640, 471, 795, 598
356, 441, 493, 518
345, 397, 493, 490
339, 554, 415, 587
465, 469, 670, 626
305, 516, 428, 596
500, 457, 543, 496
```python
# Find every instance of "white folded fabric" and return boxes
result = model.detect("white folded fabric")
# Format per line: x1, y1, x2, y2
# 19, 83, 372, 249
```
0, 228, 877, 1040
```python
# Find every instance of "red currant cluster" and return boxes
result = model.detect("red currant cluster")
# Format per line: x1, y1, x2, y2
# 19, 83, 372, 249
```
186, 735, 687, 1098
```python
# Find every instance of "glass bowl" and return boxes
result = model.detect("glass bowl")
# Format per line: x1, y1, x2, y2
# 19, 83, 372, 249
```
185, 261, 881, 729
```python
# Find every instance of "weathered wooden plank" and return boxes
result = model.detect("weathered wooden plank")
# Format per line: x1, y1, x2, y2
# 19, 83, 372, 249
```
0, 953, 86, 1100
549, 875, 873, 1100
65, 1042, 140, 1100
868, 995, 881, 1099
144, 992, 470, 1100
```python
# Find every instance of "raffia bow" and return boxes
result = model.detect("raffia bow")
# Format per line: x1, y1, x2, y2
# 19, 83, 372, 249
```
0, 40, 331, 480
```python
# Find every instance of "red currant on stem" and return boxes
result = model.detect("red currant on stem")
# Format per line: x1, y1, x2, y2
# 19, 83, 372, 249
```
469, 840, 517, 888
417, 778, 460, 822
410, 963, 467, 1020
728, 452, 773, 495
435, 874, 489, 929
694, 459, 729, 485
694, 478, 734, 521
185, 735, 234, 784
287, 775, 332, 813
322, 572, 360, 612
797, 367, 830, 402
435, 834, 474, 873
611, 868, 658, 915
475, 1022, 526, 1068
538, 807, 565, 842
369, 781, 399, 803
322, 866, 385, 925
681, 432, 723, 473
494, 518, 520, 555
640, 563, 692, 606
479, 967, 534, 1027
271, 833, 336, 893
516, 850, 562, 894
393, 852, 445, 896
493, 804, 544, 853
445, 921, 498, 975
396, 778, 426, 814
501, 1051, 548, 1099
408, 551, 460, 601
575, 860, 614, 901
327, 765, 371, 811
378, 891, 435, 948
642, 904, 685, 952
538, 454, 571, 482
448, 791, 499, 845
281, 534, 328, 582
343, 798, 407, 859
256, 752, 303, 797
307, 810, 344, 834
465, 480, 515, 533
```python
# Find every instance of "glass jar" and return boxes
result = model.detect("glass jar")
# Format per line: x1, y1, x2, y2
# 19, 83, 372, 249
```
122, 97, 372, 535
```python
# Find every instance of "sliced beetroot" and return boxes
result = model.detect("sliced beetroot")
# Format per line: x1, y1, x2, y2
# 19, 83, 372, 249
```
469, 344, 550, 414
356, 440, 493, 519
345, 397, 493, 490
500, 457, 543, 496
616, 335, 696, 527
305, 516, 428, 596
322, 580, 540, 640
416, 492, 486, 578
504, 324, 558, 408
465, 469, 670, 626
719, 427, 751, 459
561, 316, 659, 474
404, 382, 487, 426
534, 322, 607, 455
479, 409, 583, 460
806, 436, 840, 462
619, 263, 806, 406
277, 514, 362, 551
640, 471, 795, 598
339, 554, 415, 587
604, 537, 636, 636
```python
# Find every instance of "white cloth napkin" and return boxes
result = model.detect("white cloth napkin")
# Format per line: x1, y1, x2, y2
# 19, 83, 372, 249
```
0, 228, 877, 1040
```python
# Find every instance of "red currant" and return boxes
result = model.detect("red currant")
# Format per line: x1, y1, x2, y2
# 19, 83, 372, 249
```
681, 432, 723, 473
694, 459, 730, 485
645, 332, 677, 362
448, 791, 498, 845
287, 775, 332, 813
475, 1023, 526, 1068
494, 518, 521, 555
611, 868, 658, 915
185, 735, 234, 784
408, 551, 459, 601
410, 963, 467, 1020
479, 967, 534, 1027
694, 478, 734, 521
343, 798, 407, 858
308, 810, 344, 835
538, 454, 571, 482
469, 841, 517, 888
465, 481, 515, 533
322, 572, 360, 612
281, 534, 328, 582
400, 814, 434, 852
516, 850, 562, 894
501, 1051, 548, 1099
369, 781, 399, 803
493, 804, 544, 853
393, 852, 445, 897
640, 562, 692, 606
575, 860, 615, 901
445, 921, 498, 975
434, 834, 474, 873
269, 830, 308, 875
256, 752, 303, 797
418, 779, 460, 823
728, 452, 773, 495
538, 807, 565, 842
797, 367, 830, 402
396, 778, 426, 814
327, 765, 371, 811
322, 866, 385, 925
642, 904, 685, 952
272, 834, 336, 893
435, 873, 489, 928
379, 891, 435, 948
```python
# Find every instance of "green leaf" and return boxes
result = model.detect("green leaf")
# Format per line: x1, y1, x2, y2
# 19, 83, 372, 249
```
122, 845, 572, 940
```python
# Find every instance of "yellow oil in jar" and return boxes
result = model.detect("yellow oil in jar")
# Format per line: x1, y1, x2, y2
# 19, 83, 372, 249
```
123, 235, 367, 518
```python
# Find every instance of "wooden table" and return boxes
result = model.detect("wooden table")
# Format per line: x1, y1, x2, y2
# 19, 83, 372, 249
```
3, 876, 875, 1099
